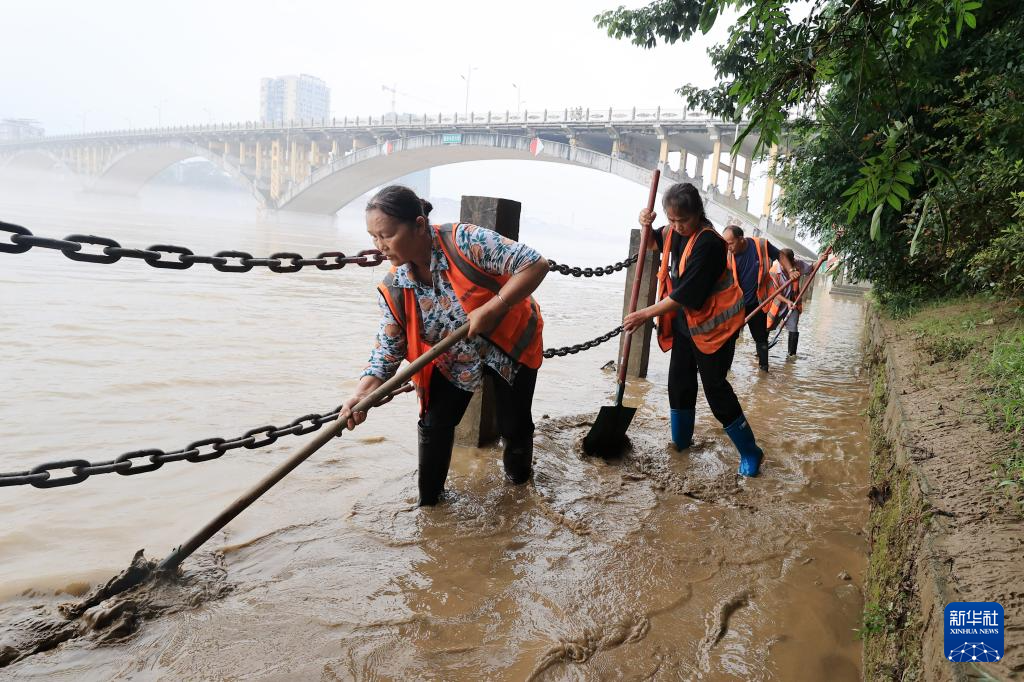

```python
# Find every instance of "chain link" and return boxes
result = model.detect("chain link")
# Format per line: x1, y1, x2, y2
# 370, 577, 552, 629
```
0, 221, 386, 272
1, 323, 627, 489
547, 253, 638, 277
543, 325, 623, 358
0, 384, 415, 489
2, 221, 643, 280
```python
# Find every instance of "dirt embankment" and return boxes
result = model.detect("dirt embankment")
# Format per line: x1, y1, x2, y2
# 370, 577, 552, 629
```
863, 301, 1023, 681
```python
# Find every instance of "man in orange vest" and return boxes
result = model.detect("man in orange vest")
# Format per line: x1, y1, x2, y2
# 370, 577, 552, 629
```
722, 225, 799, 372
339, 185, 549, 505
624, 183, 766, 477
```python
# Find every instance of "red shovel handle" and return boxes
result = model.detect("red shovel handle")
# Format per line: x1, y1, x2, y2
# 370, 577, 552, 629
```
617, 169, 661, 387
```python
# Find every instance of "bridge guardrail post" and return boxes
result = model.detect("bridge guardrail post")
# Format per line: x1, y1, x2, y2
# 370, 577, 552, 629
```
453, 195, 522, 448
619, 228, 657, 378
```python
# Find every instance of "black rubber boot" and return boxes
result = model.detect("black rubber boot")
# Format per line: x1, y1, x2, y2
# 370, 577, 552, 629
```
787, 331, 799, 357
755, 341, 769, 372
417, 423, 455, 506
502, 437, 533, 485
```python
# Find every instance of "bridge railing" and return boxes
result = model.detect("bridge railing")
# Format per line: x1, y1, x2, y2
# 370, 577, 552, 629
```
5, 107, 725, 145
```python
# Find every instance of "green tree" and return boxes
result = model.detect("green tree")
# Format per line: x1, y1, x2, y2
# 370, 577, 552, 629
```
597, 0, 1024, 307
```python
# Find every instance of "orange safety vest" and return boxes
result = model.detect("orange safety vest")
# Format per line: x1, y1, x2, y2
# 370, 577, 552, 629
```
728, 236, 773, 311
655, 226, 745, 355
751, 237, 773, 309
376, 223, 544, 411
766, 261, 801, 330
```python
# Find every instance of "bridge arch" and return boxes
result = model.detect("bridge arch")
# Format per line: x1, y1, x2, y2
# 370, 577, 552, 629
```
2, 149, 75, 176
279, 133, 710, 215
91, 142, 269, 207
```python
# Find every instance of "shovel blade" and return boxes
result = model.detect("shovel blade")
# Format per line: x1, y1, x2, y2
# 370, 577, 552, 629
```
582, 404, 638, 459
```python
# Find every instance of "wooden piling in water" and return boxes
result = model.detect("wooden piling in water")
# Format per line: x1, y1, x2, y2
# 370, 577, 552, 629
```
619, 228, 658, 378
453, 196, 522, 448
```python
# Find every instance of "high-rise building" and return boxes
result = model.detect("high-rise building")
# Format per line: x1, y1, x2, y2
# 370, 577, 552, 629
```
259, 74, 331, 124
0, 118, 44, 141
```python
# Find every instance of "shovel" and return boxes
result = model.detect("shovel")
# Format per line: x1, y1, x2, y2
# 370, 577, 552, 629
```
583, 169, 660, 458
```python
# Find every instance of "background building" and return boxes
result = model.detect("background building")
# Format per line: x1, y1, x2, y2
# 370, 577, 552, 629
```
0, 118, 45, 141
259, 74, 331, 123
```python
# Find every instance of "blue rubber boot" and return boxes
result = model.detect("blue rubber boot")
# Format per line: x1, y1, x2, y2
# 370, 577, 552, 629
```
724, 416, 764, 477
670, 408, 695, 451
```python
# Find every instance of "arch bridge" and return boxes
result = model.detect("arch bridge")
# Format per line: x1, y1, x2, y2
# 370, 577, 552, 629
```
0, 107, 810, 257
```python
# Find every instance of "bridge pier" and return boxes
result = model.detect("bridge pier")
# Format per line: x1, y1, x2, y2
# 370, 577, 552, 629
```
740, 155, 751, 201
708, 133, 722, 191
762, 143, 779, 218
726, 152, 737, 197
270, 140, 283, 201
1, 112, 818, 258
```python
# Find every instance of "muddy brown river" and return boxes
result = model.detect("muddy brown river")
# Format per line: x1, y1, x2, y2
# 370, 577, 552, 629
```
0, 180, 869, 680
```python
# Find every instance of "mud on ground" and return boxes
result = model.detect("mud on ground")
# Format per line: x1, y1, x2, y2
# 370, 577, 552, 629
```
864, 300, 1024, 681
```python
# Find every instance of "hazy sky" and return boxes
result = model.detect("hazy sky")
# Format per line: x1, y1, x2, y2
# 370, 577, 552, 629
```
2, 0, 729, 133
1, 1, 798, 241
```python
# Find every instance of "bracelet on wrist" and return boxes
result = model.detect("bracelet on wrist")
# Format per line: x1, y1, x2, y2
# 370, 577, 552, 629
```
495, 292, 512, 310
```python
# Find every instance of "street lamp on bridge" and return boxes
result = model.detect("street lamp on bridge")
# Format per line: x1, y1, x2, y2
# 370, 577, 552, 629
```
154, 99, 168, 128
460, 65, 478, 119
512, 83, 522, 114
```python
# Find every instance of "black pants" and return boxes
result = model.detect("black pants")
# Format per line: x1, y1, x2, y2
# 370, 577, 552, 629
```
419, 364, 537, 493
744, 304, 769, 346
422, 365, 537, 439
667, 331, 743, 426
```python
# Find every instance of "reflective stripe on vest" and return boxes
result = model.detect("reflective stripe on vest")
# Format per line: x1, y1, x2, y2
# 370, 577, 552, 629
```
435, 225, 501, 296
689, 297, 746, 336
380, 271, 408, 328
434, 224, 543, 367
751, 237, 772, 306
655, 226, 745, 355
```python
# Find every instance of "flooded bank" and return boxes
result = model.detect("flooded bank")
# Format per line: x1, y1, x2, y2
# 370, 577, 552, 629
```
0, 187, 870, 679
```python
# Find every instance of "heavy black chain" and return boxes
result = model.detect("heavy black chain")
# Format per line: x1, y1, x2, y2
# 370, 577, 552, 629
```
0, 386, 413, 490
1, 325, 626, 490
1, 221, 639, 276
0, 221, 385, 272
543, 325, 623, 358
547, 253, 638, 277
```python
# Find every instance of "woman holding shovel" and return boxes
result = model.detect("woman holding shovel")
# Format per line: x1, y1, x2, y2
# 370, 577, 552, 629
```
622, 182, 766, 477
339, 185, 549, 506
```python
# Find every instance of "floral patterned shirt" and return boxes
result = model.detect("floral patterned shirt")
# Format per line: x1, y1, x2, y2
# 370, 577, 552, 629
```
361, 223, 543, 392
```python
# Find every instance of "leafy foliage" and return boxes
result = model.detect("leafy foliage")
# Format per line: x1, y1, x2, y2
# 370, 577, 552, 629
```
596, 0, 1024, 306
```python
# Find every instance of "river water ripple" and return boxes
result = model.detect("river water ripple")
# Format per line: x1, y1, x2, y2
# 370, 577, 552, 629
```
0, 186, 869, 680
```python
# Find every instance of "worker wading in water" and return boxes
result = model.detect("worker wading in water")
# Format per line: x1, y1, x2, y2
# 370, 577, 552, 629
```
722, 225, 798, 372
623, 182, 766, 477
340, 185, 549, 505
766, 248, 812, 357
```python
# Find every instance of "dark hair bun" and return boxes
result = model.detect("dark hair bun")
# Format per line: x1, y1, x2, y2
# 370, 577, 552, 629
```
366, 185, 429, 225
662, 182, 707, 222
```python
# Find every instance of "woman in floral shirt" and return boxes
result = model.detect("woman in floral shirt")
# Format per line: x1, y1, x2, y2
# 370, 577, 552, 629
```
339, 185, 549, 506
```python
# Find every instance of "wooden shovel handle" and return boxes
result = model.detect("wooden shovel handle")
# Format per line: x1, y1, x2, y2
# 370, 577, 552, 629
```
617, 169, 661, 387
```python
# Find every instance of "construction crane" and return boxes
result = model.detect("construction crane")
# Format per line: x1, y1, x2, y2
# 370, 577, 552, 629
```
381, 83, 398, 117
380, 84, 443, 120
